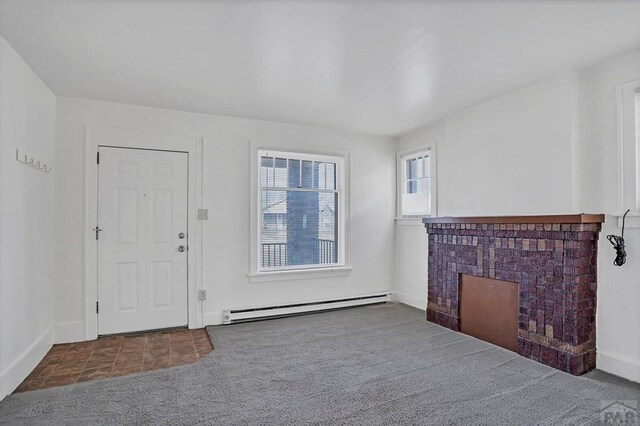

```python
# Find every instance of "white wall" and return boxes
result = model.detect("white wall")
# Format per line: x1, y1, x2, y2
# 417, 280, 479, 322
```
394, 60, 640, 383
580, 50, 640, 383
394, 73, 580, 313
54, 98, 396, 338
439, 72, 580, 217
0, 35, 56, 398
393, 122, 443, 310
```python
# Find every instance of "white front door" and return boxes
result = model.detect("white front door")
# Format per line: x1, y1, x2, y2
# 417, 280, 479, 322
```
97, 146, 189, 335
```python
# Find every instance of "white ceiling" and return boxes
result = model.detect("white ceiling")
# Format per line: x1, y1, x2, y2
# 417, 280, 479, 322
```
1, 1, 640, 137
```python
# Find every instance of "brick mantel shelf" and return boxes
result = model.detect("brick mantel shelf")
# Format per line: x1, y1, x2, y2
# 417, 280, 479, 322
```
422, 214, 605, 375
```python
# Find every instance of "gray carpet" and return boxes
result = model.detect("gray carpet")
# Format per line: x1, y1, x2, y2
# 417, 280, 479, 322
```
0, 303, 638, 425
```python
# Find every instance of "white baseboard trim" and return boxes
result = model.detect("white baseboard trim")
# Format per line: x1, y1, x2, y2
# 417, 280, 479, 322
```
54, 321, 86, 344
392, 291, 426, 311
597, 351, 640, 384
203, 310, 223, 327
0, 325, 53, 400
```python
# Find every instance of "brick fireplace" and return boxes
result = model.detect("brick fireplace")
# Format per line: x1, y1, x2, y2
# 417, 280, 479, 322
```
423, 215, 604, 375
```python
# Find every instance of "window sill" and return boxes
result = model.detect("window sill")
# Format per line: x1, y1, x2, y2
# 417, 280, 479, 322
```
248, 266, 353, 283
614, 211, 640, 229
395, 217, 429, 227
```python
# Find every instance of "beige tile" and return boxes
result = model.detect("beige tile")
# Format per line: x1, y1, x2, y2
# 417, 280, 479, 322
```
111, 364, 142, 376
47, 345, 71, 356
25, 364, 55, 380
40, 354, 64, 366
67, 341, 97, 353
147, 333, 170, 344
143, 358, 170, 372
121, 335, 147, 350
171, 352, 198, 367
41, 373, 79, 388
95, 336, 123, 349
77, 367, 113, 382
84, 358, 116, 370
13, 377, 46, 393
15, 328, 214, 393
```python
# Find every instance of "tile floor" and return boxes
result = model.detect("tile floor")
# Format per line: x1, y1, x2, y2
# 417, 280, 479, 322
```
14, 328, 213, 393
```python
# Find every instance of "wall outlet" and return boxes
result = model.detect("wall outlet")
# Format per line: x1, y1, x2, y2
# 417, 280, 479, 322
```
197, 289, 207, 301
197, 209, 208, 220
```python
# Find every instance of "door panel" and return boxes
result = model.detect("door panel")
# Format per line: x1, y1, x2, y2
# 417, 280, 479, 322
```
116, 262, 139, 312
116, 188, 138, 243
98, 147, 188, 335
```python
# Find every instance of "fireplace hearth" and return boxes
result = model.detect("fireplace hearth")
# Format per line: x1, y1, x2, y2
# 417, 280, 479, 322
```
423, 214, 604, 375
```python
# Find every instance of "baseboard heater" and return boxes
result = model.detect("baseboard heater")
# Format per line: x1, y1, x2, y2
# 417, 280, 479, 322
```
222, 293, 391, 325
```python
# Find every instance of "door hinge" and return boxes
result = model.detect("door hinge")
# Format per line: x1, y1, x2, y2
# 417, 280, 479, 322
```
94, 226, 103, 240
96, 152, 100, 164
96, 301, 99, 314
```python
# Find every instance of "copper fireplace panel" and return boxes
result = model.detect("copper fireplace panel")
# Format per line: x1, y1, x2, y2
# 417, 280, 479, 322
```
459, 274, 518, 352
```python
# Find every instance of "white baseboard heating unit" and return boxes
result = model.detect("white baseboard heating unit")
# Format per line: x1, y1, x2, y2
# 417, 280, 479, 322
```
222, 293, 391, 325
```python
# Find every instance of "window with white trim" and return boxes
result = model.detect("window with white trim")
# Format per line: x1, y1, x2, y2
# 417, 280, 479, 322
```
635, 87, 640, 209
257, 149, 345, 271
399, 149, 432, 216
619, 80, 640, 213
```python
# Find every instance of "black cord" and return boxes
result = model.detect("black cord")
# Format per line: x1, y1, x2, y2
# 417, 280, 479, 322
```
607, 209, 630, 266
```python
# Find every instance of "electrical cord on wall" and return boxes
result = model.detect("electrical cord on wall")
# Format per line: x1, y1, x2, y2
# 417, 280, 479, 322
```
607, 209, 630, 266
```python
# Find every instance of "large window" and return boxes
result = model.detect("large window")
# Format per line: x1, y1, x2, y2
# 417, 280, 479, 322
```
257, 149, 344, 271
398, 149, 432, 217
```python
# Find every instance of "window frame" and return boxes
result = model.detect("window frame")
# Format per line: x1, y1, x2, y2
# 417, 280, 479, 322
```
249, 142, 351, 281
396, 145, 437, 219
617, 79, 640, 215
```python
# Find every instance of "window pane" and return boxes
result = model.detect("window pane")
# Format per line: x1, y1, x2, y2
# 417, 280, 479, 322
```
416, 177, 429, 193
318, 192, 337, 264
314, 162, 324, 189
260, 156, 274, 187
274, 157, 287, 187
406, 180, 417, 194
416, 157, 425, 179
406, 158, 416, 180
288, 159, 300, 188
301, 160, 313, 189
261, 189, 338, 268
401, 151, 431, 216
636, 90, 640, 208
260, 157, 273, 168
326, 162, 336, 190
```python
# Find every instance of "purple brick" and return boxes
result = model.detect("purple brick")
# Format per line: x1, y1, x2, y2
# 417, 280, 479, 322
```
424, 218, 600, 376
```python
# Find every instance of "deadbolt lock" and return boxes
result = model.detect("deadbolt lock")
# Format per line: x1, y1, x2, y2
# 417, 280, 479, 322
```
178, 232, 185, 239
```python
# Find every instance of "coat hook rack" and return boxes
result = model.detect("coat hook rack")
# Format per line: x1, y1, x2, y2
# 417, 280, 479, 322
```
15, 149, 52, 173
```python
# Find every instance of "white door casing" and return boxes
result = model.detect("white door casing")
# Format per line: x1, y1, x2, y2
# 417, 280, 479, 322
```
84, 126, 203, 342
97, 147, 189, 335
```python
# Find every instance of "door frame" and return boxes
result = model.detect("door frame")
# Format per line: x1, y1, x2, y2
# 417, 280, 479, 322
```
84, 125, 204, 340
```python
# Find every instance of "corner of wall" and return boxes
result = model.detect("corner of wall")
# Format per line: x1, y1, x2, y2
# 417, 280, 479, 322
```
391, 291, 426, 311
54, 321, 86, 344
597, 351, 640, 384
568, 71, 582, 213
0, 325, 53, 400
203, 310, 224, 327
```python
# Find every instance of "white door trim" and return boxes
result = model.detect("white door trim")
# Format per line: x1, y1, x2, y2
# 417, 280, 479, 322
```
84, 125, 204, 340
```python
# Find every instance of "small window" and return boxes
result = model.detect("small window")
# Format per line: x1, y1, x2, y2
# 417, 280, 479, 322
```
636, 87, 640, 209
257, 149, 344, 271
399, 149, 432, 216
619, 80, 640, 212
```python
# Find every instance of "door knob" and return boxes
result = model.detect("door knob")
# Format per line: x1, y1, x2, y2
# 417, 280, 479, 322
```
178, 245, 186, 252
